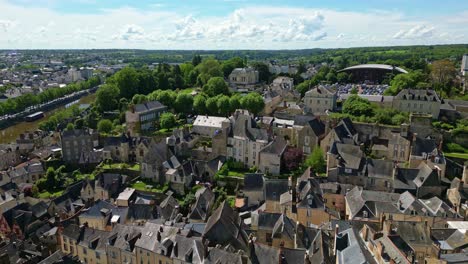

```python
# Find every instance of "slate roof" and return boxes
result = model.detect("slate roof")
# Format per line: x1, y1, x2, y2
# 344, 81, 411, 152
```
203, 201, 248, 250
189, 187, 215, 222
204, 247, 246, 264
264, 179, 289, 201
272, 214, 296, 241
411, 137, 438, 156
330, 142, 365, 171
107, 224, 143, 252
134, 100, 166, 113
231, 111, 269, 141
259, 136, 287, 155
143, 140, 171, 165
366, 159, 394, 179
335, 227, 369, 264
395, 89, 441, 102
243, 173, 264, 191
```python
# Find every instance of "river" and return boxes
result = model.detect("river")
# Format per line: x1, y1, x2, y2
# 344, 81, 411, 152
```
0, 93, 96, 144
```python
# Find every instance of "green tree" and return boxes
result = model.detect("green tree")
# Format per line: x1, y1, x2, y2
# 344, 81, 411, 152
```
296, 80, 312, 97
342, 95, 374, 117
336, 72, 350, 83
221, 57, 245, 77
96, 84, 120, 112
217, 95, 231, 116
206, 96, 219, 115
240, 92, 265, 115
97, 119, 114, 134
196, 58, 223, 78
193, 94, 207, 114
252, 62, 272, 83
112, 67, 139, 99
174, 93, 194, 114
305, 147, 326, 174
66, 123, 75, 131
192, 54, 202, 66
156, 90, 177, 108
160, 112, 177, 129
131, 94, 148, 105
385, 70, 428, 95
229, 94, 242, 113
203, 77, 230, 97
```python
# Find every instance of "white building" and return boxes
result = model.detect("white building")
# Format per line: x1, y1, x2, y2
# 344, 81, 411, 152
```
461, 54, 468, 93
226, 110, 270, 168
193, 115, 231, 137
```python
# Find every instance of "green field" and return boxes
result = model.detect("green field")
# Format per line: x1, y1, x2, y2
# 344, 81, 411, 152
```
445, 153, 468, 160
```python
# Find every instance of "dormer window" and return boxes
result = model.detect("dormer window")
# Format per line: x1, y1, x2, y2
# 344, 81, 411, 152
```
362, 211, 368, 218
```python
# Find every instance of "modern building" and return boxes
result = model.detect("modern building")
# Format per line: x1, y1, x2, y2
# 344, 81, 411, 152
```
338, 64, 408, 84
125, 100, 167, 135
303, 86, 337, 115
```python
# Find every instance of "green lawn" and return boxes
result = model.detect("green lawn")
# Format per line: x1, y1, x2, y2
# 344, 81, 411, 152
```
101, 163, 140, 171
131, 181, 166, 193
227, 171, 245, 177
445, 153, 468, 160
38, 190, 64, 199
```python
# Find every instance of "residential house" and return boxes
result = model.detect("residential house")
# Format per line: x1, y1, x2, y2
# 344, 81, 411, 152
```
93, 173, 126, 201
141, 140, 172, 182
0, 145, 20, 170
78, 200, 128, 231
60, 129, 98, 164
394, 162, 445, 198
393, 89, 442, 118
203, 201, 249, 251
295, 115, 326, 154
271, 114, 326, 153
115, 188, 136, 207
106, 224, 142, 264
258, 136, 287, 176
263, 178, 289, 213
193, 115, 230, 137
101, 134, 130, 163
156, 193, 179, 220
134, 222, 180, 264
263, 90, 283, 115
326, 142, 367, 186
242, 173, 265, 207
270, 76, 295, 96
296, 177, 339, 227
383, 221, 439, 263
320, 117, 358, 154
228, 68, 259, 88
189, 187, 215, 222
125, 100, 167, 136
334, 226, 373, 264
163, 156, 194, 195
60, 224, 110, 264
226, 110, 270, 168
303, 86, 337, 115
360, 224, 415, 264
410, 136, 446, 178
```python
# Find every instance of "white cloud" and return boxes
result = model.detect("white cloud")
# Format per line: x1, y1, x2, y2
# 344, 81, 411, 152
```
0, 0, 465, 49
393, 25, 435, 39
274, 13, 326, 42
0, 20, 14, 32
167, 15, 205, 41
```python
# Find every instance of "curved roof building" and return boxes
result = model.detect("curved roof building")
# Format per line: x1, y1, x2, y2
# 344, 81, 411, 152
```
338, 64, 408, 83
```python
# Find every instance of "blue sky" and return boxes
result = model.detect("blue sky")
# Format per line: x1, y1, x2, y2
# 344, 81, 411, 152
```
0, 0, 467, 49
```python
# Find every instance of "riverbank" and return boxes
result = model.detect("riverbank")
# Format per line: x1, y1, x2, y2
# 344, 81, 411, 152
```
0, 93, 97, 144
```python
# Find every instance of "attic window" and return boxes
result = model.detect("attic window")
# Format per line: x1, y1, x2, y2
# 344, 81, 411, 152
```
362, 211, 368, 218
